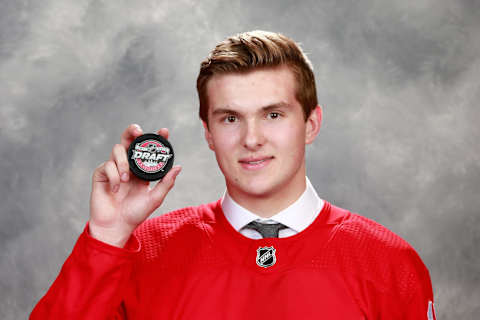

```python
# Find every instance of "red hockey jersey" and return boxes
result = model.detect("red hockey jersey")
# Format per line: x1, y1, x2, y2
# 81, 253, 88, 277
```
31, 200, 436, 319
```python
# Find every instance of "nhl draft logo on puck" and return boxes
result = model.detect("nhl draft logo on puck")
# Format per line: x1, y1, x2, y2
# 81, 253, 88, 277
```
127, 133, 174, 181
256, 246, 277, 268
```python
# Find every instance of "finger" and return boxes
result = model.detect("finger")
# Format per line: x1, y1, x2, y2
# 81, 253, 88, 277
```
148, 165, 182, 209
110, 144, 130, 182
104, 160, 121, 193
120, 124, 143, 150
156, 128, 169, 140
92, 161, 108, 183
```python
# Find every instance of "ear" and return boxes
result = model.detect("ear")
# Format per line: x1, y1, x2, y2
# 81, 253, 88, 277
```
305, 105, 322, 145
202, 121, 215, 151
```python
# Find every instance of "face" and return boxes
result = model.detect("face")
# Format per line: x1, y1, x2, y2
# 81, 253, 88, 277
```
204, 66, 321, 205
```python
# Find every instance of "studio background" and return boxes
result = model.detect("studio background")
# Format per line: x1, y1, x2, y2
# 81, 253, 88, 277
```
1, 0, 479, 319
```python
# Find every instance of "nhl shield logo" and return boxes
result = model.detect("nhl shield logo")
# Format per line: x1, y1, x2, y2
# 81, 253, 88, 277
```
256, 246, 277, 268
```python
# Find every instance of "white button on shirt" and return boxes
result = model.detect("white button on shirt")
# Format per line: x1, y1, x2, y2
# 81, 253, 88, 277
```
221, 177, 324, 239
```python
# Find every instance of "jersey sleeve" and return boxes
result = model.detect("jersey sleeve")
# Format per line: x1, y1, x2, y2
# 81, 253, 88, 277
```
402, 259, 437, 320
30, 222, 141, 320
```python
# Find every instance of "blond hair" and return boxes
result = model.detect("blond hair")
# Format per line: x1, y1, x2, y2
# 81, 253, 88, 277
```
197, 30, 318, 125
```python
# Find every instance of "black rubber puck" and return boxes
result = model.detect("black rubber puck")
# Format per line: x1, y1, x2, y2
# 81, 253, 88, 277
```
127, 133, 174, 181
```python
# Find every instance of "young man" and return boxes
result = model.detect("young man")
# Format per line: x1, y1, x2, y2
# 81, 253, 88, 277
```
31, 31, 436, 319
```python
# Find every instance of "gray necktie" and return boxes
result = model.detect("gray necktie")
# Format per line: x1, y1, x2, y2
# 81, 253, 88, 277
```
243, 221, 289, 238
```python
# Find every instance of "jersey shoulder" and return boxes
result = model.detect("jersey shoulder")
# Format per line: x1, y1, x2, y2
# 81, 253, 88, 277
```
336, 208, 413, 253
325, 204, 430, 299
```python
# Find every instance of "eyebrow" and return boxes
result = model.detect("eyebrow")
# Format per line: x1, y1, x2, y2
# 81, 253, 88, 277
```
262, 102, 291, 112
211, 102, 292, 117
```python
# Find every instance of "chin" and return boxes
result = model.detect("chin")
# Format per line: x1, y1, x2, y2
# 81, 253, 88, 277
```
234, 178, 280, 198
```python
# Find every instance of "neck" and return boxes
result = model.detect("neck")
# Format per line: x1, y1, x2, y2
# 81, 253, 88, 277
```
226, 168, 307, 218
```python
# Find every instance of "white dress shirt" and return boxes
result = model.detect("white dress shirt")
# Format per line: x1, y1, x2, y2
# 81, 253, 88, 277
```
221, 177, 324, 239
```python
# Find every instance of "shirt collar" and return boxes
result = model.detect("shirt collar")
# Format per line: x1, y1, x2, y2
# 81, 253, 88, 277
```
221, 177, 324, 233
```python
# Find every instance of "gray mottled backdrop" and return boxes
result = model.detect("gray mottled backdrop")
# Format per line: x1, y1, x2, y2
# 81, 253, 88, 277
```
1, 0, 479, 318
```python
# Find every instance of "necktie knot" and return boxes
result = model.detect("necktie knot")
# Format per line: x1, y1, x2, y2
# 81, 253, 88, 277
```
243, 221, 288, 238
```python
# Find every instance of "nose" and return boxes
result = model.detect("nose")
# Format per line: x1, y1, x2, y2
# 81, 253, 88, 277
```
242, 119, 265, 150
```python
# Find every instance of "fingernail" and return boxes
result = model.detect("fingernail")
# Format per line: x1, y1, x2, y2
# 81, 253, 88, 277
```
121, 173, 129, 182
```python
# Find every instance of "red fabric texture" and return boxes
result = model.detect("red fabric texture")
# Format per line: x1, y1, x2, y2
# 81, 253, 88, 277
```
30, 200, 435, 319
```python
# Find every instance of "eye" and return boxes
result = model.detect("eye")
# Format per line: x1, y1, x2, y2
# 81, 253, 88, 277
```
267, 112, 281, 119
224, 115, 237, 123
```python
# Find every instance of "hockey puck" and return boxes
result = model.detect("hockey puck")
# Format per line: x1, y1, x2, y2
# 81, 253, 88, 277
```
127, 133, 174, 181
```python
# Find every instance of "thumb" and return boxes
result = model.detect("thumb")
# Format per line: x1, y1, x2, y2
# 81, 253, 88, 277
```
148, 165, 182, 209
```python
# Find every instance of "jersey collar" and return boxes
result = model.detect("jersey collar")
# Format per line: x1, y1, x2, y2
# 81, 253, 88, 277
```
221, 176, 324, 233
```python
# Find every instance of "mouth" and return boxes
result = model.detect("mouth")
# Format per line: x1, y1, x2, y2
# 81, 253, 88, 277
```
238, 156, 274, 169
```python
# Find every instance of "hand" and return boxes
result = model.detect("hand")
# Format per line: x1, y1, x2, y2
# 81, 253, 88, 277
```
88, 124, 181, 247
